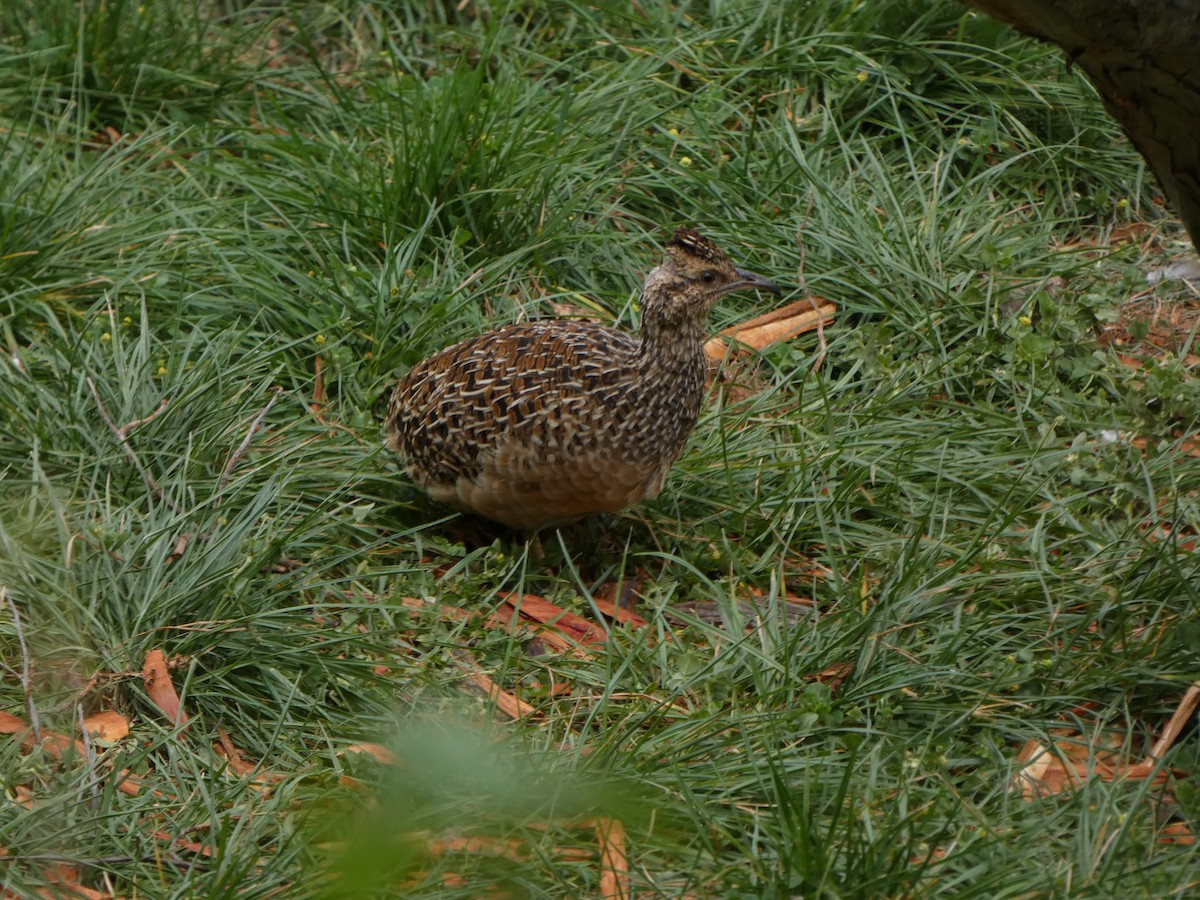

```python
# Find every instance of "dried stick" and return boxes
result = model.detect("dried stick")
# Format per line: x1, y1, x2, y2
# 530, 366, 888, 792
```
795, 194, 814, 297
218, 387, 282, 497
309, 355, 326, 424
86, 378, 181, 514
451, 648, 539, 720
808, 294, 830, 374
794, 196, 830, 374
118, 399, 173, 434
1143, 681, 1200, 764
77, 704, 100, 804
4, 587, 40, 744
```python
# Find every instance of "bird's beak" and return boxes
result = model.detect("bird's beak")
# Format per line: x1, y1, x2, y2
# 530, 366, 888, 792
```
725, 268, 782, 297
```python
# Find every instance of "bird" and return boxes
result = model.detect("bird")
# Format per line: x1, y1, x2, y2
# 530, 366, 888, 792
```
385, 228, 781, 531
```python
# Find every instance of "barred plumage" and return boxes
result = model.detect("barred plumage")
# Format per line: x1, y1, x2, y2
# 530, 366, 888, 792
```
385, 228, 780, 530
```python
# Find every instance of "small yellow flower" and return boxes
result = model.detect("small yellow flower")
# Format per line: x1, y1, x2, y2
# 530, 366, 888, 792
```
1018, 315, 1033, 326
122, 316, 132, 326
667, 127, 680, 138
101, 332, 111, 342
157, 365, 167, 377
315, 334, 326, 345
1117, 198, 1129, 209
856, 70, 869, 82
680, 156, 693, 168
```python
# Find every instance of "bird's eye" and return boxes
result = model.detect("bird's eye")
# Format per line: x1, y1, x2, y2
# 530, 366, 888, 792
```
701, 271, 717, 284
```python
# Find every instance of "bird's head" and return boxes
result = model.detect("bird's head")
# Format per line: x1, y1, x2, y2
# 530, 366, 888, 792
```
643, 228, 780, 331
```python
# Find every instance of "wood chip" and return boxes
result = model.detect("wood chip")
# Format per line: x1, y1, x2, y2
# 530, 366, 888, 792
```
589, 598, 649, 628
82, 710, 130, 742
0, 710, 85, 759
427, 835, 528, 862
594, 817, 630, 900
142, 649, 188, 726
498, 593, 608, 644
452, 650, 540, 720
345, 743, 400, 766
704, 296, 836, 362
1129, 434, 1200, 458
40, 862, 112, 900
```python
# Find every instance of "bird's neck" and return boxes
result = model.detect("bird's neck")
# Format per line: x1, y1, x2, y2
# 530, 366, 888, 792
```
636, 287, 708, 369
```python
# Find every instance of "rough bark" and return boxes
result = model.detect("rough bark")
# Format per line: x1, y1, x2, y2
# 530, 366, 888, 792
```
962, 0, 1200, 249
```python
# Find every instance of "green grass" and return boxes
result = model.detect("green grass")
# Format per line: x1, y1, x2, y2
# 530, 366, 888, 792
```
3, 0, 1199, 896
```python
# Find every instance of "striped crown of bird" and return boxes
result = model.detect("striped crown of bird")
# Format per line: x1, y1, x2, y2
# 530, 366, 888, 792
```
385, 227, 781, 530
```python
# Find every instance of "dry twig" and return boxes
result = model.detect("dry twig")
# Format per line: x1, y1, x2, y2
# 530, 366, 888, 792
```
218, 386, 282, 497
451, 649, 540, 720
86, 378, 180, 514
1144, 681, 1200, 764
4, 587, 40, 743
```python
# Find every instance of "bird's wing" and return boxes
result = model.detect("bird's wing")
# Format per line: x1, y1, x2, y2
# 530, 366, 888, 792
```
387, 319, 640, 486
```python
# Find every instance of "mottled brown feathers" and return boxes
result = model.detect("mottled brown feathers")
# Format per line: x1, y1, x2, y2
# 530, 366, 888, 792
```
667, 228, 726, 265
386, 228, 780, 530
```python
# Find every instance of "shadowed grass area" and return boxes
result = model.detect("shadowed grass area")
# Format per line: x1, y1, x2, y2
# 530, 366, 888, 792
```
2, 0, 1199, 896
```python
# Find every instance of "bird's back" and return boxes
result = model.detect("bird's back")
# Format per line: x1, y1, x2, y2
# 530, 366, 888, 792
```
386, 318, 706, 529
